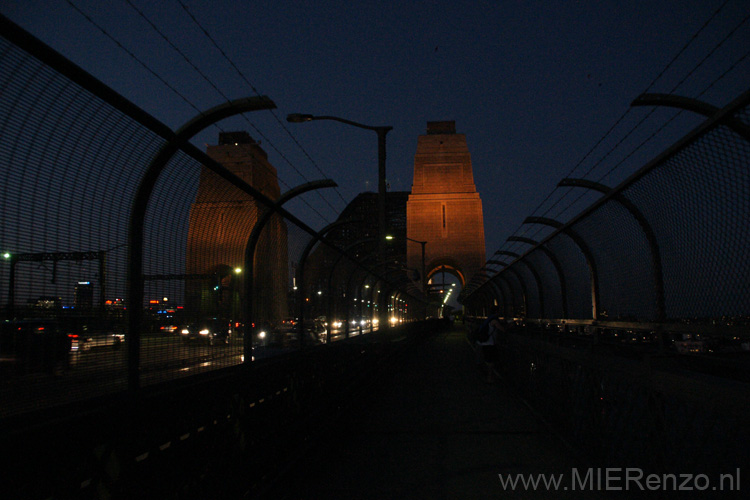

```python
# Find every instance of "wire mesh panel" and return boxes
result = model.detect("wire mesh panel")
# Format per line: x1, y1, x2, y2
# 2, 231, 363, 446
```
525, 247, 565, 319
571, 199, 658, 321
0, 25, 427, 421
543, 233, 593, 319
251, 215, 316, 354
0, 33, 167, 415
624, 120, 750, 321
465, 92, 749, 334
510, 261, 542, 318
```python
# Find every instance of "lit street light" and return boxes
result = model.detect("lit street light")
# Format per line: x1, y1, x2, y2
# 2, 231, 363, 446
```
386, 235, 426, 295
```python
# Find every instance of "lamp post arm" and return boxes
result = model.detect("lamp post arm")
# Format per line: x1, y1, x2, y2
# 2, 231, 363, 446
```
311, 115, 392, 135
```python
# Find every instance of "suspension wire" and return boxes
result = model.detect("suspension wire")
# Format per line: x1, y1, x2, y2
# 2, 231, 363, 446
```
64, 0, 201, 117
175, 0, 349, 209
543, 7, 750, 227
486, 0, 742, 276
66, 0, 334, 226
497, 0, 740, 258
121, 0, 335, 223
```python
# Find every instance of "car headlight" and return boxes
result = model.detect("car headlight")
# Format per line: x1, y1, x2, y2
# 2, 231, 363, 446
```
258, 331, 266, 339
199, 329, 210, 335
181, 329, 190, 335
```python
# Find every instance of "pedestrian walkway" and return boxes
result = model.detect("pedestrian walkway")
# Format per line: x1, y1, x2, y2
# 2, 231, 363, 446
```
263, 325, 610, 499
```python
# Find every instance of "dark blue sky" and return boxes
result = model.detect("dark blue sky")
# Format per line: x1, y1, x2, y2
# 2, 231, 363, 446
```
3, 0, 749, 263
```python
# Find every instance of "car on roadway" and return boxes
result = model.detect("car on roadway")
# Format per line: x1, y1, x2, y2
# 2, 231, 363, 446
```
69, 330, 124, 352
60, 317, 125, 352
180, 318, 231, 346
0, 319, 72, 375
158, 324, 180, 335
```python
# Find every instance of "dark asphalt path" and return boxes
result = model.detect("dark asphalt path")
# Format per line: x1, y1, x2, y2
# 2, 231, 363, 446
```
262, 325, 610, 499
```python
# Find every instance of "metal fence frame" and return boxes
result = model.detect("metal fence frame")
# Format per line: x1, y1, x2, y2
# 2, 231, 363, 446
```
0, 14, 426, 417
463, 88, 750, 340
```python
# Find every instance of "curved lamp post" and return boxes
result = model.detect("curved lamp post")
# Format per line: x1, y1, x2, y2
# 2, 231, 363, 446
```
385, 234, 426, 295
287, 113, 392, 267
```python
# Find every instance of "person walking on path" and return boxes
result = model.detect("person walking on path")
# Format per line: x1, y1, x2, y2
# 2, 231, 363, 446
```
476, 306, 505, 383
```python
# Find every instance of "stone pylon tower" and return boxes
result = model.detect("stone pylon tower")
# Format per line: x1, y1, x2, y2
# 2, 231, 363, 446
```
186, 131, 288, 323
406, 121, 486, 288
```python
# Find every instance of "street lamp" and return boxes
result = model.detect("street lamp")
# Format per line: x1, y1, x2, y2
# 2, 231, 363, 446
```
386, 235, 427, 294
286, 113, 392, 266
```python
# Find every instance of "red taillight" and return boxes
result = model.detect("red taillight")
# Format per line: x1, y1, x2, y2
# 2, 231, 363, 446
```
68, 334, 78, 339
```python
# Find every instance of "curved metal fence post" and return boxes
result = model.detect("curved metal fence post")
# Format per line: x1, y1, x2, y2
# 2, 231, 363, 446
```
243, 180, 336, 360
127, 96, 276, 392
632, 93, 750, 142
324, 237, 374, 342
524, 217, 601, 321
296, 219, 357, 346
558, 178, 666, 323
508, 236, 569, 320
497, 250, 546, 319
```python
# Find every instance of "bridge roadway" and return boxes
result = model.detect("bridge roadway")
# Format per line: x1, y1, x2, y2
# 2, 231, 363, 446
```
259, 324, 609, 499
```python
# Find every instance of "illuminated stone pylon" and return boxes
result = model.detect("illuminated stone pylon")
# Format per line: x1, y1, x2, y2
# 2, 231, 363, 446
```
186, 131, 287, 322
406, 121, 486, 288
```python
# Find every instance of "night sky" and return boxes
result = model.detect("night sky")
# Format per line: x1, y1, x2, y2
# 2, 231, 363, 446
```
3, 0, 749, 283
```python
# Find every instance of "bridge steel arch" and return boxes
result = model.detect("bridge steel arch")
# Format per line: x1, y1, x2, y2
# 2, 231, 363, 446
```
631, 93, 750, 142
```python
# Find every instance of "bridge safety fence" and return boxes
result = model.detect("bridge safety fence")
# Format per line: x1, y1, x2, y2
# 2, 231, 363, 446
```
463, 87, 750, 352
0, 15, 426, 421
461, 87, 750, 482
